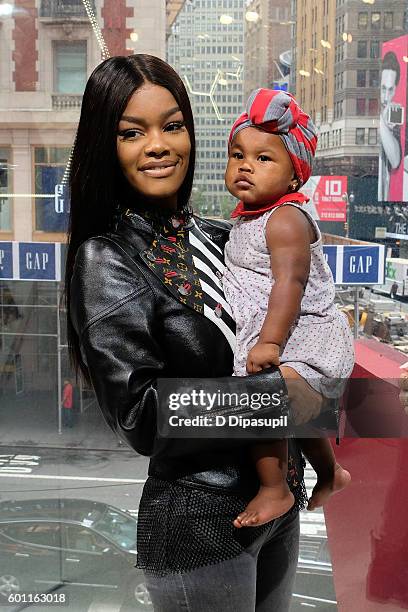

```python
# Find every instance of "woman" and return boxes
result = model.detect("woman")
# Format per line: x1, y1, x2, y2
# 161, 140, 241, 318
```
65, 54, 308, 612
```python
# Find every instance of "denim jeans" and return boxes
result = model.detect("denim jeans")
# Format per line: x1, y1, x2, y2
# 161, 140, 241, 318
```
144, 510, 299, 612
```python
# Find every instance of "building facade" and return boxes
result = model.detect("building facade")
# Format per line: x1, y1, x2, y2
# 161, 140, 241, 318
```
0, 0, 181, 436
244, 0, 291, 99
167, 0, 244, 217
0, 0, 168, 244
291, 0, 407, 178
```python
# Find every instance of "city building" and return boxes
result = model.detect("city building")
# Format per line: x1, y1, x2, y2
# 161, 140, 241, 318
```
0, 0, 183, 427
244, 0, 292, 99
291, 0, 407, 178
0, 0, 176, 244
167, 0, 245, 217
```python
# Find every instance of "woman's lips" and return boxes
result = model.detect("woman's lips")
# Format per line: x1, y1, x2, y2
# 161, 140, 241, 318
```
140, 162, 178, 178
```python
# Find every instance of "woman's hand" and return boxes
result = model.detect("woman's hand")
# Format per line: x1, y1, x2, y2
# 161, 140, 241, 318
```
246, 342, 280, 374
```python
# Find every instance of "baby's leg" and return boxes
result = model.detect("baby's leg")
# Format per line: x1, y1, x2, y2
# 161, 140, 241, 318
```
233, 440, 294, 528
280, 365, 323, 425
280, 365, 351, 510
299, 438, 351, 511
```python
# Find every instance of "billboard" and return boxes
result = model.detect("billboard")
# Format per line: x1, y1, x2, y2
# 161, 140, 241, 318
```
301, 175, 347, 222
378, 34, 408, 203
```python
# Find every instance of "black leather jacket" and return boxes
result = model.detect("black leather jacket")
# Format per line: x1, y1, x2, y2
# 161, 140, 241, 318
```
70, 211, 304, 498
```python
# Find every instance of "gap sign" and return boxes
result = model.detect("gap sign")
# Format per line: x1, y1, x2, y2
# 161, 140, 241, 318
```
0, 241, 385, 286
0, 242, 62, 281
323, 245, 385, 285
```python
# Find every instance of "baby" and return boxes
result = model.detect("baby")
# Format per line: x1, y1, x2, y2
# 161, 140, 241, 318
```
223, 89, 355, 527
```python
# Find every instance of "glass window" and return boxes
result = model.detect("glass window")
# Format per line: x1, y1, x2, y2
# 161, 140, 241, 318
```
34, 147, 71, 232
355, 128, 365, 144
357, 70, 366, 87
358, 12, 368, 28
0, 148, 12, 231
370, 41, 380, 59
371, 12, 381, 30
384, 12, 394, 30
356, 98, 366, 115
357, 41, 367, 58
64, 525, 108, 552
368, 127, 378, 144
369, 69, 379, 87
54, 41, 87, 94
368, 98, 379, 115
3, 522, 60, 547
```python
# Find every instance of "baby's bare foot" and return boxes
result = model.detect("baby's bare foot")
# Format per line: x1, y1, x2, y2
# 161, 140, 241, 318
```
307, 463, 351, 511
233, 485, 295, 528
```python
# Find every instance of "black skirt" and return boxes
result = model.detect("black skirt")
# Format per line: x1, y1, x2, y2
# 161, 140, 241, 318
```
136, 451, 307, 576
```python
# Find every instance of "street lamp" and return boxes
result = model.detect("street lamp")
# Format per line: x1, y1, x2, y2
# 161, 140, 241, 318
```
342, 191, 355, 238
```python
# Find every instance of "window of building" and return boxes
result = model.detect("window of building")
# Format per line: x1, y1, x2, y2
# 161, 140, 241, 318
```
54, 41, 87, 94
357, 70, 366, 87
34, 147, 71, 232
356, 128, 365, 145
0, 148, 12, 231
356, 98, 366, 115
371, 12, 381, 30
334, 100, 344, 119
357, 41, 367, 58
358, 12, 368, 29
369, 69, 379, 87
368, 127, 378, 145
368, 98, 379, 115
370, 41, 380, 59
384, 12, 393, 30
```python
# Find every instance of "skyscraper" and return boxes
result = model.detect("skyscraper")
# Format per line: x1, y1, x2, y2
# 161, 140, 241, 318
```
244, 0, 292, 98
292, 0, 407, 178
167, 0, 244, 217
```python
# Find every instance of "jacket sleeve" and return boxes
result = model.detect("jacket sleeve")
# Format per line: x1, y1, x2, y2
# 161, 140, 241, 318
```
70, 237, 289, 458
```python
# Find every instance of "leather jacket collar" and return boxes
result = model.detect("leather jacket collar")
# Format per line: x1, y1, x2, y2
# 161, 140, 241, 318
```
115, 209, 236, 351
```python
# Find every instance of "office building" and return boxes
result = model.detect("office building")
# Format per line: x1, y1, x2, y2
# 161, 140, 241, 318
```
291, 0, 407, 177
167, 0, 244, 216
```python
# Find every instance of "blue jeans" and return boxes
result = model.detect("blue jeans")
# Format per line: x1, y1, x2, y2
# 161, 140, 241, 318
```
63, 407, 74, 427
144, 510, 299, 612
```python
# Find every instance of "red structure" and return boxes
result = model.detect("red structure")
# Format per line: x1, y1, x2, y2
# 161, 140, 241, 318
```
326, 338, 408, 610
102, 0, 134, 56
12, 0, 38, 91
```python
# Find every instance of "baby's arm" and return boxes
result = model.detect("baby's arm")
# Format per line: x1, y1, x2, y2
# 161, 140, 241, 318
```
246, 206, 312, 373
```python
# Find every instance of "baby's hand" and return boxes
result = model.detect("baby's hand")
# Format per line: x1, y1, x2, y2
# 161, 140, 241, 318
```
246, 342, 280, 374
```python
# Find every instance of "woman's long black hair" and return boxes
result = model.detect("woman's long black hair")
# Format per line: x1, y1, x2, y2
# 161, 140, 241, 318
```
64, 54, 196, 384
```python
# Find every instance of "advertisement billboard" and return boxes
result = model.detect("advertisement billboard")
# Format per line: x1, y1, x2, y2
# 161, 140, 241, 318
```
301, 175, 347, 222
378, 34, 408, 203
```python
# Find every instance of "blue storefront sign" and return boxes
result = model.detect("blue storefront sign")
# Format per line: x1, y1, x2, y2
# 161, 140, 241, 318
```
0, 242, 13, 279
0, 242, 385, 286
323, 245, 385, 285
0, 242, 62, 281
322, 246, 337, 282
19, 243, 57, 281
36, 167, 70, 232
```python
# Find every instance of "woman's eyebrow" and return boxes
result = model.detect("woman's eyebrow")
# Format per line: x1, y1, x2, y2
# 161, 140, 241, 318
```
120, 106, 181, 125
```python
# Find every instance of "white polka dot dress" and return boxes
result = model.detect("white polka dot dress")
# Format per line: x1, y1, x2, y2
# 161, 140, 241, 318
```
223, 203, 355, 397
